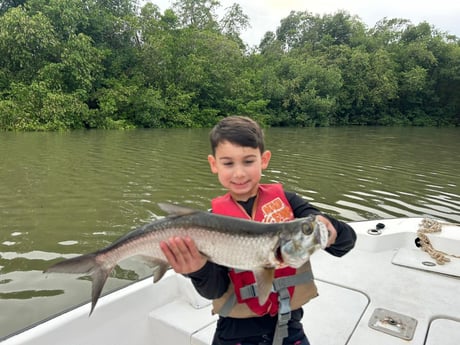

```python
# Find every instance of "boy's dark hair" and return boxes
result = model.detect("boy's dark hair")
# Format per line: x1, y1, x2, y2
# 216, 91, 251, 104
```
209, 116, 265, 155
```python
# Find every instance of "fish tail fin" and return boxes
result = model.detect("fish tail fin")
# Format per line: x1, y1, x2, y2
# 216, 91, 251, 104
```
45, 253, 114, 315
45, 253, 99, 275
89, 264, 112, 316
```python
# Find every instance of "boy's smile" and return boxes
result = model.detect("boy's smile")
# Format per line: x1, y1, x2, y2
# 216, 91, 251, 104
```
208, 141, 271, 201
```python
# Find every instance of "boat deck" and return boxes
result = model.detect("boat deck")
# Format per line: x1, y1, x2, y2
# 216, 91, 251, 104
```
3, 218, 460, 345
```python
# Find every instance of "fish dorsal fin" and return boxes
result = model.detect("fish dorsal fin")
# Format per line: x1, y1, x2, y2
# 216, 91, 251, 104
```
158, 203, 198, 216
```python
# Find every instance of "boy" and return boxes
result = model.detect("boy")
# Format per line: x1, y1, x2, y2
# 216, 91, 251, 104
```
160, 116, 356, 345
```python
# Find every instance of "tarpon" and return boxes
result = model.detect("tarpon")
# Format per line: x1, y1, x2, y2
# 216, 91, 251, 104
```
45, 203, 329, 314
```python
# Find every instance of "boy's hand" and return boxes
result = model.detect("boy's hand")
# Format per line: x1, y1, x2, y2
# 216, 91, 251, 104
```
160, 236, 207, 274
315, 215, 337, 247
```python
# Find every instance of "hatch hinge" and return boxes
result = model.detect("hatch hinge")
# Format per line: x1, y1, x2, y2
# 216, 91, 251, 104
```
368, 308, 417, 340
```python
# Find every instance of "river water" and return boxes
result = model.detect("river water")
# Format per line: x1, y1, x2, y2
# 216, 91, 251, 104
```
1, 127, 459, 338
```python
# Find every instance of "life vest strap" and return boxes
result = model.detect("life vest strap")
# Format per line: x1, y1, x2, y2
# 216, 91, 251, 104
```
272, 270, 315, 345
272, 271, 314, 291
239, 270, 314, 300
218, 290, 237, 317
239, 284, 258, 299
273, 287, 291, 345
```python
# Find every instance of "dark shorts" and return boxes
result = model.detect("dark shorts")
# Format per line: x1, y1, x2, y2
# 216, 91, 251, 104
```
211, 328, 310, 345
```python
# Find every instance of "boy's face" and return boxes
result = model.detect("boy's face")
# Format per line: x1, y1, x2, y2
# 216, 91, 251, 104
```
208, 140, 271, 201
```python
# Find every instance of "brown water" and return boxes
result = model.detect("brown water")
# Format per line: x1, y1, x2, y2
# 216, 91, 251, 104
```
1, 127, 459, 338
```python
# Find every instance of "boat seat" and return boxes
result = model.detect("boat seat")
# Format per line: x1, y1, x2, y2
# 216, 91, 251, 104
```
148, 275, 217, 345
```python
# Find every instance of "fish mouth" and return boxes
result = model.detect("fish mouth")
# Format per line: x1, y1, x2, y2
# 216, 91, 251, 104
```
275, 245, 283, 264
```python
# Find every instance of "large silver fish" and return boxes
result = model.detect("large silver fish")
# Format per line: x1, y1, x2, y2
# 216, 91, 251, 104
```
45, 203, 328, 314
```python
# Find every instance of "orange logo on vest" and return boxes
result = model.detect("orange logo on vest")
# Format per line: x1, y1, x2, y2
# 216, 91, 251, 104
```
261, 197, 294, 223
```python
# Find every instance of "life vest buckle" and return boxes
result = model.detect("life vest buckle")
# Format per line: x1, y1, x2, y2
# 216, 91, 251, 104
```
239, 284, 258, 300
278, 294, 291, 319
273, 288, 291, 345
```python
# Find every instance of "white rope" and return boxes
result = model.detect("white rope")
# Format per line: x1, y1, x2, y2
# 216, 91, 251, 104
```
417, 218, 460, 265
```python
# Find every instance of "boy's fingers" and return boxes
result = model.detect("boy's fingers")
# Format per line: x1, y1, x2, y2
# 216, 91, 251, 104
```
184, 237, 201, 257
160, 237, 206, 274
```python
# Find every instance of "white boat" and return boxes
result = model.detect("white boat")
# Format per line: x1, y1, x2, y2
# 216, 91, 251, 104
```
2, 217, 460, 345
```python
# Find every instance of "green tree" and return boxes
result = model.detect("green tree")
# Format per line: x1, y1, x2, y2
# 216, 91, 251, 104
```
0, 0, 25, 15
275, 10, 366, 52
27, 0, 89, 40
330, 45, 398, 124
37, 33, 105, 95
220, 3, 250, 46
1, 0, 459, 130
0, 81, 90, 130
172, 0, 220, 30
0, 7, 58, 82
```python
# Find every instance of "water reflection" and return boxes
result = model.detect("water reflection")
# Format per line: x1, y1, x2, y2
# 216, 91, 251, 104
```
0, 127, 459, 338
0, 289, 64, 300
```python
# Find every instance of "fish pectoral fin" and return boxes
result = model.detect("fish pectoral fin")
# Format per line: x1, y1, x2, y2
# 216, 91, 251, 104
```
198, 251, 209, 260
152, 261, 170, 283
253, 268, 275, 306
138, 256, 170, 283
158, 203, 199, 216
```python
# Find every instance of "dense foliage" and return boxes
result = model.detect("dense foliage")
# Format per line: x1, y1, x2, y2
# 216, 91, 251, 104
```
1, 0, 459, 130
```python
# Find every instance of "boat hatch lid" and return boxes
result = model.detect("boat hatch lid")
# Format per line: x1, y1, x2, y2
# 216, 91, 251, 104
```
302, 280, 368, 344
392, 248, 460, 278
425, 319, 460, 345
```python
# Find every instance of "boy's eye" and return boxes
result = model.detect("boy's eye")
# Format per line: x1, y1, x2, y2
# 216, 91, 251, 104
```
244, 160, 255, 165
223, 162, 233, 166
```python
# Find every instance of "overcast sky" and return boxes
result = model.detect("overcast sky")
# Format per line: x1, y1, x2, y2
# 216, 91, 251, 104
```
153, 0, 460, 46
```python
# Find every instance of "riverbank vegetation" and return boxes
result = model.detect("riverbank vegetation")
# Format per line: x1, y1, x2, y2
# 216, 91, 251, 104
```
1, 0, 459, 130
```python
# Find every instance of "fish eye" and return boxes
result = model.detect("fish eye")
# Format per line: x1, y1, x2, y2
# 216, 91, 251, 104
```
302, 222, 313, 235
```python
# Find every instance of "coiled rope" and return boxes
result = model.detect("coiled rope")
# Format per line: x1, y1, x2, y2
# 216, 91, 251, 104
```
417, 218, 460, 265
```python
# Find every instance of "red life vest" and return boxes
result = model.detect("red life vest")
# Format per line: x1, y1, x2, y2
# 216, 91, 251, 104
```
212, 184, 294, 223
212, 184, 297, 316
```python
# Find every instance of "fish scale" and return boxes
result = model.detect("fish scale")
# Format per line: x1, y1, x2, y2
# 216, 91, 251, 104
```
45, 203, 328, 315
101, 220, 280, 269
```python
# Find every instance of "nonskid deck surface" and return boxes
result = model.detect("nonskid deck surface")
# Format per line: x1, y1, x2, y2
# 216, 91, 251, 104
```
311, 217, 460, 345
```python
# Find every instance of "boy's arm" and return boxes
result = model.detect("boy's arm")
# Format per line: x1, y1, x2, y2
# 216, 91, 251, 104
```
286, 191, 357, 257
320, 214, 357, 257
186, 261, 231, 299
